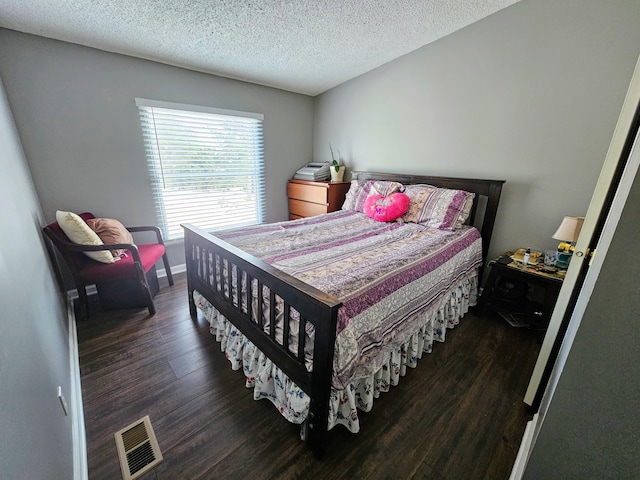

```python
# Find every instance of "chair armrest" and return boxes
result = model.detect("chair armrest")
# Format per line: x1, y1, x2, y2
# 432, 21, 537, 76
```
58, 241, 143, 263
126, 226, 166, 245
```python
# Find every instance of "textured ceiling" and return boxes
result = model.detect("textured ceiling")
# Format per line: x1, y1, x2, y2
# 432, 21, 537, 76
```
0, 0, 519, 96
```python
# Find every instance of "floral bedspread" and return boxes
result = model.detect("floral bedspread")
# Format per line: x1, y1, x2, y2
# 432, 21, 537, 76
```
194, 212, 481, 433
210, 210, 482, 389
193, 210, 482, 432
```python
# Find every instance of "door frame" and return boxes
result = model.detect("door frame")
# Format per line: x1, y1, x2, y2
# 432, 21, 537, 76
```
524, 55, 640, 407
511, 55, 640, 479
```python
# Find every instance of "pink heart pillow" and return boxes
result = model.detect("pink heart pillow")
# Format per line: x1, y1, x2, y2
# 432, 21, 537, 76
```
364, 193, 410, 222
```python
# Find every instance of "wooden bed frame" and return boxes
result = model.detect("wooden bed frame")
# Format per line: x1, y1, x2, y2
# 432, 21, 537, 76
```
182, 172, 504, 457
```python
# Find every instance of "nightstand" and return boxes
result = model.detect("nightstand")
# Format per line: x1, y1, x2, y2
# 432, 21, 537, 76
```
477, 255, 564, 330
287, 179, 350, 220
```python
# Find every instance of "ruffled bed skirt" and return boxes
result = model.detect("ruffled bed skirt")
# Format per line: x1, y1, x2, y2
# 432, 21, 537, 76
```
193, 273, 477, 433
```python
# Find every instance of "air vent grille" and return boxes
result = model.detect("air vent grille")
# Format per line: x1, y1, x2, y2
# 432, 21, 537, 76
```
114, 416, 163, 480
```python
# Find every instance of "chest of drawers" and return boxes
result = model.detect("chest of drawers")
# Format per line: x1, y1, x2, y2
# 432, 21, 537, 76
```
287, 179, 350, 220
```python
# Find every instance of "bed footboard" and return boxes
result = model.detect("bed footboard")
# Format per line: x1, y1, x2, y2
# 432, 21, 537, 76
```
182, 223, 342, 458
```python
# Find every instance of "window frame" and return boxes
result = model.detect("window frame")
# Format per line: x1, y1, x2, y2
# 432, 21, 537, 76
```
135, 98, 266, 241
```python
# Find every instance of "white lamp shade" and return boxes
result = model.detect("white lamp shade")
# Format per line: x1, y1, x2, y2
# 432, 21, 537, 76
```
552, 216, 585, 242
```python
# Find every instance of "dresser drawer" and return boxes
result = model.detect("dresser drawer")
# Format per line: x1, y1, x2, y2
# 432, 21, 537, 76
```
288, 198, 328, 218
287, 182, 329, 205
287, 179, 350, 219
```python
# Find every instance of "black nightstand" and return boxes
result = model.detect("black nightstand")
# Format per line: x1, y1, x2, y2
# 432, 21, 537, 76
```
477, 255, 564, 330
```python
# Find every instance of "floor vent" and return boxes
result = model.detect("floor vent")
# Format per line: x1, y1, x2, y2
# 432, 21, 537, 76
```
114, 415, 163, 480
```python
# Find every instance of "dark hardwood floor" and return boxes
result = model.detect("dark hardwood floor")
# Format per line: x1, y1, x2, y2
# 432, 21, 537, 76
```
77, 273, 541, 479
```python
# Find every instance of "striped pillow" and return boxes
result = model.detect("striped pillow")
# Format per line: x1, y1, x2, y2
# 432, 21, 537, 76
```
341, 180, 404, 212
403, 184, 475, 230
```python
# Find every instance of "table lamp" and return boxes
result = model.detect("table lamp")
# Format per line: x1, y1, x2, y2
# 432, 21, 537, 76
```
552, 215, 584, 269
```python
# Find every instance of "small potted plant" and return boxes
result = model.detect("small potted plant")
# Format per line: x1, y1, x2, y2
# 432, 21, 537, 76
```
329, 144, 345, 182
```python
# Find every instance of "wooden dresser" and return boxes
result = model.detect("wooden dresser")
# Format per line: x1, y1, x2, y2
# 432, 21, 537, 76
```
287, 179, 351, 220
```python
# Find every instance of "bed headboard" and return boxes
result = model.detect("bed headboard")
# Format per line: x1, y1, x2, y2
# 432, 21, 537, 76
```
350, 171, 505, 264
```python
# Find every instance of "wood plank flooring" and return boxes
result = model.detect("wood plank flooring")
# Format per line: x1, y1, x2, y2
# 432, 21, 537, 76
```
77, 273, 540, 479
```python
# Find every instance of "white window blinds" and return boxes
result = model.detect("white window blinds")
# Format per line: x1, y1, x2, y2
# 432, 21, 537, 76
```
136, 99, 265, 240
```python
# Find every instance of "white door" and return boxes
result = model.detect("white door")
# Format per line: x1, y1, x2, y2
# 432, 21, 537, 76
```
524, 55, 640, 406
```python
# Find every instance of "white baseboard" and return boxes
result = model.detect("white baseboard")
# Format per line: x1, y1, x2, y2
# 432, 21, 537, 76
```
158, 262, 186, 278
66, 295, 88, 480
509, 412, 540, 480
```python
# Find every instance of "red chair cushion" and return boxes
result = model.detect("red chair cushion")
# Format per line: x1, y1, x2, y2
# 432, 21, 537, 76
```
78, 243, 166, 284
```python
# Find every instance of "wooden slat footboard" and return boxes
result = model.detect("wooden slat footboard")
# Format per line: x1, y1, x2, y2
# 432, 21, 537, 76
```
182, 223, 342, 458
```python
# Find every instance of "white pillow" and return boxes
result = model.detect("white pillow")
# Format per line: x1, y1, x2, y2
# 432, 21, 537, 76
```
56, 210, 115, 264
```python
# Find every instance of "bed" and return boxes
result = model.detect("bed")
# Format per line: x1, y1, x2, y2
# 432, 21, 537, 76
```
182, 171, 504, 457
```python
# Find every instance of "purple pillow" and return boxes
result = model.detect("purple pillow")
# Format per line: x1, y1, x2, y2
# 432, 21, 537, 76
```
342, 180, 404, 212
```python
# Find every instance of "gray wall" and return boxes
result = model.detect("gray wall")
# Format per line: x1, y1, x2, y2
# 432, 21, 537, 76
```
524, 162, 640, 478
1, 3, 639, 476
0, 28, 314, 269
313, 0, 640, 262
0, 77, 73, 478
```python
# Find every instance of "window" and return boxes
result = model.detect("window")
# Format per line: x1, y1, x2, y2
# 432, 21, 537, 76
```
136, 98, 265, 240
